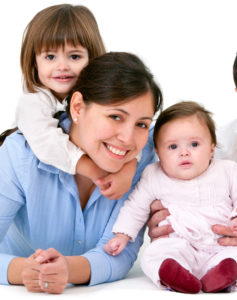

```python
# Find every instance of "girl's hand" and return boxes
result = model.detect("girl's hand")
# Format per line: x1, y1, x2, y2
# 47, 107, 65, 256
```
212, 224, 237, 246
147, 200, 173, 242
35, 248, 69, 294
96, 159, 137, 200
22, 249, 43, 292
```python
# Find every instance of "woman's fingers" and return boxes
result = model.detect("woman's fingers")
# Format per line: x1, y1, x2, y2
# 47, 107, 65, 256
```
22, 255, 42, 292
148, 224, 173, 242
35, 248, 59, 264
35, 248, 69, 294
212, 224, 237, 246
147, 208, 170, 229
150, 200, 165, 214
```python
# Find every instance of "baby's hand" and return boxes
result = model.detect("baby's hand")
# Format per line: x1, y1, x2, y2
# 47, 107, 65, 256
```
230, 217, 237, 233
104, 234, 130, 256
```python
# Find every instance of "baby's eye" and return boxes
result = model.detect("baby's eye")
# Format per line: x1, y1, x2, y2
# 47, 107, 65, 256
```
46, 54, 55, 60
169, 144, 177, 150
191, 142, 199, 147
70, 54, 81, 60
109, 115, 121, 121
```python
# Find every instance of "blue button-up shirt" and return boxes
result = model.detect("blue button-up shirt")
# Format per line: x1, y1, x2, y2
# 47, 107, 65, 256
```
0, 123, 155, 286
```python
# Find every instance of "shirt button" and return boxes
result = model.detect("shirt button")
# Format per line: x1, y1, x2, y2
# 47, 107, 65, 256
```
78, 240, 82, 244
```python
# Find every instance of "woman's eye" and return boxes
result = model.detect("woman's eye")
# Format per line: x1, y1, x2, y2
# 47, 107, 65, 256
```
109, 115, 121, 121
191, 142, 199, 147
137, 122, 148, 129
71, 54, 80, 60
169, 144, 177, 150
46, 54, 55, 60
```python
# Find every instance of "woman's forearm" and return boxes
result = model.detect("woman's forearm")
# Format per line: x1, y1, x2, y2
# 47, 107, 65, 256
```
66, 256, 91, 284
7, 257, 26, 284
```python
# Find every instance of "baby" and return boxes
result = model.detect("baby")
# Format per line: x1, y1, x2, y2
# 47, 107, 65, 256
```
104, 101, 237, 293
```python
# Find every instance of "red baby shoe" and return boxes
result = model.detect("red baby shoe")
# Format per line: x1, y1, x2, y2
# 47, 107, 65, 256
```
201, 258, 237, 293
159, 258, 201, 293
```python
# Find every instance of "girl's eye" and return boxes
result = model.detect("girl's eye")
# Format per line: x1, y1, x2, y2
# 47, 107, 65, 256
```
109, 115, 121, 121
191, 142, 199, 147
70, 54, 80, 60
169, 144, 177, 150
46, 54, 55, 60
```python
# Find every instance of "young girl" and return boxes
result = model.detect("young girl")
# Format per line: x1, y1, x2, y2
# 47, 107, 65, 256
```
104, 101, 237, 293
14, 4, 137, 200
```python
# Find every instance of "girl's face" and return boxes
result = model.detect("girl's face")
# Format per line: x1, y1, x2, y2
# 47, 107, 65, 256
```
156, 115, 215, 180
36, 44, 89, 101
70, 92, 154, 173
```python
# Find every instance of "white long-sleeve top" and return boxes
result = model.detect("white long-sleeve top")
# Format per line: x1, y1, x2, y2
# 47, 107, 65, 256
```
113, 159, 237, 252
15, 87, 84, 174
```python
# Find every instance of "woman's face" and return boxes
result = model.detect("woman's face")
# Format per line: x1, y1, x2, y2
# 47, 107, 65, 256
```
70, 92, 154, 173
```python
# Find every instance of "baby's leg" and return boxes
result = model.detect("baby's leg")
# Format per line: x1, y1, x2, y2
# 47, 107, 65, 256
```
140, 237, 201, 293
200, 248, 237, 293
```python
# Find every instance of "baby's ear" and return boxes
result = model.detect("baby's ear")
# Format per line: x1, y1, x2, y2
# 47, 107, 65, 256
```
210, 143, 215, 159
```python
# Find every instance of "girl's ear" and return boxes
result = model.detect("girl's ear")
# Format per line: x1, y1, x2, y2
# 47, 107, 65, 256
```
70, 91, 85, 123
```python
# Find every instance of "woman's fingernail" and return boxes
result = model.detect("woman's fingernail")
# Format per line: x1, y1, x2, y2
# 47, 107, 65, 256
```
35, 255, 44, 263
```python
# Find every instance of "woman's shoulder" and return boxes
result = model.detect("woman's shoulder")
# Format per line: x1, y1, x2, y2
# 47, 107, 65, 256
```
0, 130, 35, 166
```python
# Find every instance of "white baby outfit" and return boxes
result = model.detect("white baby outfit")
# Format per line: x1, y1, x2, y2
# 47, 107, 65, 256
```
112, 159, 237, 286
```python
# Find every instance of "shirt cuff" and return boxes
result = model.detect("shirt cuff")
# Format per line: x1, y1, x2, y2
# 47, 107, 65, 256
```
0, 254, 16, 285
82, 251, 111, 286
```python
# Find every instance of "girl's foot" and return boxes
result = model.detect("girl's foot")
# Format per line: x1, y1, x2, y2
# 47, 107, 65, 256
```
159, 258, 201, 293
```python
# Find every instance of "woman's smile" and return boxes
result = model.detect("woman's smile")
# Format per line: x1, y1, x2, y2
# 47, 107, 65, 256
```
104, 143, 128, 158
70, 91, 154, 173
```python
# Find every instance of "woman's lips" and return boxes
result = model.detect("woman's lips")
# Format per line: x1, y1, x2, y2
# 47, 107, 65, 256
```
104, 143, 128, 158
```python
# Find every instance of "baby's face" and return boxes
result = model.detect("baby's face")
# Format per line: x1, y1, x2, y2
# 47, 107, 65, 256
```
156, 115, 215, 180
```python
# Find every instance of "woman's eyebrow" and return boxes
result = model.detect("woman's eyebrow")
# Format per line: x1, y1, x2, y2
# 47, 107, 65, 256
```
106, 108, 153, 120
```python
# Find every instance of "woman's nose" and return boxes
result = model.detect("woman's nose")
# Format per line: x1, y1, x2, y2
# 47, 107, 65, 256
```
117, 125, 135, 145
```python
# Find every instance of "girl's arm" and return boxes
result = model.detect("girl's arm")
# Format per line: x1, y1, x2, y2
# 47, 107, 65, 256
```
16, 89, 83, 175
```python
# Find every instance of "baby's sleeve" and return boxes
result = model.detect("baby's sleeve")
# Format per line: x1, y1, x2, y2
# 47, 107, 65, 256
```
112, 164, 157, 241
15, 90, 84, 174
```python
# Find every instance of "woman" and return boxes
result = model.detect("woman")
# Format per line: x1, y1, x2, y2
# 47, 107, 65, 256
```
0, 52, 162, 294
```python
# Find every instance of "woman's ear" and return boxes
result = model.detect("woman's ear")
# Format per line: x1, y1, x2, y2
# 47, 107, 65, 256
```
70, 91, 85, 123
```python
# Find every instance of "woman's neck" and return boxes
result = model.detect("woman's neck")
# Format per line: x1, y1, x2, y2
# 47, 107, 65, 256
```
74, 174, 96, 210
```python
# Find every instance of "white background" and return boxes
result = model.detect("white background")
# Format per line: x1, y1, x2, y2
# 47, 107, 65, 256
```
0, 0, 237, 298
0, 0, 237, 133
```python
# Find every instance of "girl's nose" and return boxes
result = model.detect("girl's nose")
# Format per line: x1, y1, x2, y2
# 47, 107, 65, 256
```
56, 58, 70, 71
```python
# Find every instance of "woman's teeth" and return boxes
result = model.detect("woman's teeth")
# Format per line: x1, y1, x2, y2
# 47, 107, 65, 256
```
106, 144, 126, 156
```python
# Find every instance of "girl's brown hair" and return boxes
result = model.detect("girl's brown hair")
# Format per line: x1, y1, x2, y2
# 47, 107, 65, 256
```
153, 101, 216, 148
21, 4, 106, 92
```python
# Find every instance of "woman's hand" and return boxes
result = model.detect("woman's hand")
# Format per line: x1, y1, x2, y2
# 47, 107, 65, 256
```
35, 248, 69, 294
147, 200, 173, 242
22, 249, 43, 293
212, 224, 237, 246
